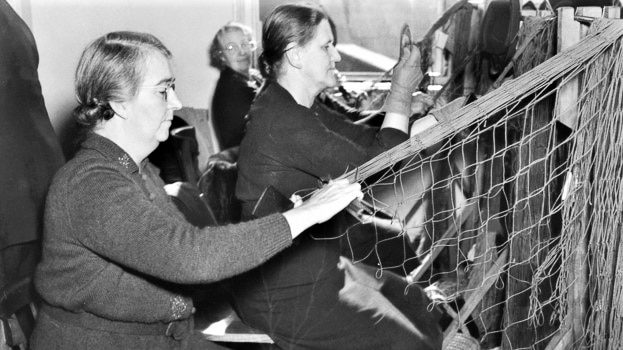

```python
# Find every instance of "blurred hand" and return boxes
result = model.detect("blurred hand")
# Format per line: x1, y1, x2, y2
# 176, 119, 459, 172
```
394, 43, 423, 90
383, 44, 424, 117
410, 91, 434, 117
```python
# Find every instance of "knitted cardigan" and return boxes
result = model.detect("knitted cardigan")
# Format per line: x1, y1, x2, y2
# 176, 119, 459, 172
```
35, 132, 291, 325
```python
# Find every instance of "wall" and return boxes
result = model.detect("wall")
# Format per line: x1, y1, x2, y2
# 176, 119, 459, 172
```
259, 0, 442, 60
16, 0, 463, 155
23, 0, 236, 155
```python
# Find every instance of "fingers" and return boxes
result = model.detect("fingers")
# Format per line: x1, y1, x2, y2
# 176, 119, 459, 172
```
414, 91, 434, 106
411, 92, 434, 115
290, 194, 303, 208
399, 44, 411, 62
403, 44, 421, 67
322, 179, 363, 201
399, 24, 412, 61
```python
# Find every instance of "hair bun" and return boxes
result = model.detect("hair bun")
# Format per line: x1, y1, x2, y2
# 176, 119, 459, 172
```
258, 52, 272, 79
74, 98, 115, 128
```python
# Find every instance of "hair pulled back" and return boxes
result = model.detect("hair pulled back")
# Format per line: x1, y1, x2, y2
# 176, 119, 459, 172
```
259, 3, 327, 80
208, 22, 254, 71
73, 31, 171, 130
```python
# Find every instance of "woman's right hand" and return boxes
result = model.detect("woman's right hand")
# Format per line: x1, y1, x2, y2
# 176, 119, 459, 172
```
380, 41, 425, 133
282, 179, 363, 239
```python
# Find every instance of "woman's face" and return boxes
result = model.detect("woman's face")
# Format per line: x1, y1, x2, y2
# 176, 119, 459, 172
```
123, 52, 182, 151
298, 19, 341, 94
218, 29, 254, 74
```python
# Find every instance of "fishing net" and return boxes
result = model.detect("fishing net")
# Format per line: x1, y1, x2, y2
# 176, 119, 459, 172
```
336, 17, 623, 349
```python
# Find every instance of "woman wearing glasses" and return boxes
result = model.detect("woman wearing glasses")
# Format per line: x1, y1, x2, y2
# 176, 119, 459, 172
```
31, 31, 362, 350
208, 22, 261, 150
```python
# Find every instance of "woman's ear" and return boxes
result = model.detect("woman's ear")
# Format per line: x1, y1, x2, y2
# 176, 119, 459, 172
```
284, 43, 302, 69
109, 101, 127, 120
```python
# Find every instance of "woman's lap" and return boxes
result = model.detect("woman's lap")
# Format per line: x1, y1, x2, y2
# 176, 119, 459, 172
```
234, 257, 442, 350
30, 311, 226, 350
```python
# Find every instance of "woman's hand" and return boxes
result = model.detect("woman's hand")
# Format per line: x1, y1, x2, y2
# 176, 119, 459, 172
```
382, 44, 424, 118
282, 179, 363, 239
380, 39, 425, 134
410, 91, 434, 117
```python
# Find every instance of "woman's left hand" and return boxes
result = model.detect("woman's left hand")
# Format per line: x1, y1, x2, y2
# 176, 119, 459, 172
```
411, 91, 434, 117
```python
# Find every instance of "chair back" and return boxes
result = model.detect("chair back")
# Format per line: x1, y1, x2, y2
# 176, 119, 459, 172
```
197, 148, 241, 225
174, 107, 221, 173
170, 126, 200, 185
164, 182, 218, 228
0, 277, 38, 350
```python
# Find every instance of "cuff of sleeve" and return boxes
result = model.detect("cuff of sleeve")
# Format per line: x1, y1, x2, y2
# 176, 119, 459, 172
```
256, 213, 292, 258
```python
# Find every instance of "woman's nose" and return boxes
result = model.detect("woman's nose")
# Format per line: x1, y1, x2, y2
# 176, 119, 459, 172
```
330, 46, 341, 63
236, 48, 250, 57
167, 89, 182, 111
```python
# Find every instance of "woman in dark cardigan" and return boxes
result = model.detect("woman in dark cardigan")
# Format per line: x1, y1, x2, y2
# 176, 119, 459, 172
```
232, 4, 442, 350
208, 22, 262, 150
30, 31, 362, 350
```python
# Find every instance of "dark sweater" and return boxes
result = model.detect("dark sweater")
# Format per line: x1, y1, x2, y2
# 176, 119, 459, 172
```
33, 133, 292, 347
211, 67, 261, 149
231, 83, 442, 350
236, 82, 407, 208
234, 81, 407, 289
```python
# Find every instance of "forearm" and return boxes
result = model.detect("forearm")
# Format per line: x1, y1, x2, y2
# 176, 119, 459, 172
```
73, 169, 292, 284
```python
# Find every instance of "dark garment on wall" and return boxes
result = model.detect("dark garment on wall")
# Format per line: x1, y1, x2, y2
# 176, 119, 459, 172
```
233, 81, 442, 349
0, 0, 65, 288
211, 67, 260, 149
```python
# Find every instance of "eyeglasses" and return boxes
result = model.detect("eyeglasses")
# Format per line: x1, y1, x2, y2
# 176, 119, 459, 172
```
221, 41, 257, 53
139, 81, 176, 102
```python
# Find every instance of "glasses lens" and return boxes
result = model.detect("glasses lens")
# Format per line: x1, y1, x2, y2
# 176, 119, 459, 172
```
250, 41, 257, 51
224, 42, 256, 52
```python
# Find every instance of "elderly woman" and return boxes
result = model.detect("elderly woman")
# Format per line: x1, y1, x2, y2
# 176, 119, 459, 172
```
208, 22, 262, 150
232, 4, 442, 350
30, 31, 362, 350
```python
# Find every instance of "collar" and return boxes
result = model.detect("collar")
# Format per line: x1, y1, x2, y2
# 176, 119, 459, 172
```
257, 81, 299, 107
223, 67, 262, 89
81, 132, 142, 174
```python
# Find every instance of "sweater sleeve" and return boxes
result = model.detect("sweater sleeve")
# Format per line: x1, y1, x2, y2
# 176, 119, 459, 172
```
273, 104, 408, 181
212, 70, 256, 148
67, 163, 291, 284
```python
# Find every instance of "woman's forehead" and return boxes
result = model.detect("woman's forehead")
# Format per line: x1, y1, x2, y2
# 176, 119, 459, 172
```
219, 29, 249, 43
141, 52, 173, 84
313, 20, 333, 43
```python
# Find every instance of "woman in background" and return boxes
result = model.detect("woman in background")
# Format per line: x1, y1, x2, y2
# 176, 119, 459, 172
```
208, 22, 262, 150
31, 30, 362, 350
232, 3, 442, 350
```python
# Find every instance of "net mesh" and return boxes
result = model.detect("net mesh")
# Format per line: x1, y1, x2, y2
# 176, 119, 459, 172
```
335, 17, 623, 349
